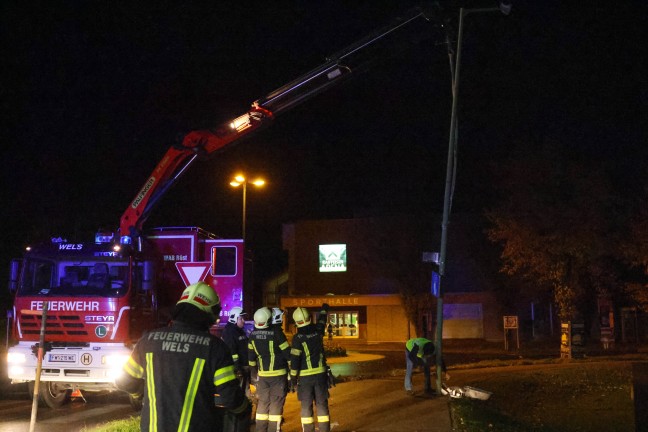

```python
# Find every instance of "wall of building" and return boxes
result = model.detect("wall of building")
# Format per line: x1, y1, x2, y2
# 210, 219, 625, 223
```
279, 215, 503, 342
443, 292, 502, 341
366, 304, 415, 341
282, 216, 432, 297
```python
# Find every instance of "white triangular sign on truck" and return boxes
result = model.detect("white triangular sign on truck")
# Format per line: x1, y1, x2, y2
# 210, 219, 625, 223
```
175, 262, 211, 287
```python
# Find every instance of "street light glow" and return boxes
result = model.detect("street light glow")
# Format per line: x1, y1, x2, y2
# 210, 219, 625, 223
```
229, 174, 266, 241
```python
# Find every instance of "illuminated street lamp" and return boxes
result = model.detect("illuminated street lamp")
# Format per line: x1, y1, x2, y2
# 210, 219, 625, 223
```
435, 2, 512, 393
229, 174, 265, 242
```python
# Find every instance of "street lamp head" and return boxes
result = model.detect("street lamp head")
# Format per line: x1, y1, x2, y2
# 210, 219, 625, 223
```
499, 1, 512, 15
229, 175, 265, 188
229, 173, 266, 241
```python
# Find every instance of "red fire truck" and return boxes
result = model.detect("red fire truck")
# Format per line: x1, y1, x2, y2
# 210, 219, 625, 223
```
6, 228, 245, 408
6, 4, 441, 408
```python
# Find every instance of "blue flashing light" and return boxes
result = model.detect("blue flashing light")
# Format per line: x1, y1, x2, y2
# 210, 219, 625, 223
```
431, 271, 440, 297
95, 232, 115, 244
120, 235, 132, 245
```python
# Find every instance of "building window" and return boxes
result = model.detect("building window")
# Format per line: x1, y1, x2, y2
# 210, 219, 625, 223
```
328, 311, 358, 338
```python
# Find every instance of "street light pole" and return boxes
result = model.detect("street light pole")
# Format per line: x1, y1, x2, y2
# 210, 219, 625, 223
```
230, 174, 265, 242
435, 3, 511, 394
241, 180, 247, 241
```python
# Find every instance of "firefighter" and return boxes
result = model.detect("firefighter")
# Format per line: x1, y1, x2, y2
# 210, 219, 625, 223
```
222, 306, 250, 392
404, 337, 450, 395
115, 281, 249, 431
271, 307, 285, 329
290, 304, 331, 432
248, 307, 291, 432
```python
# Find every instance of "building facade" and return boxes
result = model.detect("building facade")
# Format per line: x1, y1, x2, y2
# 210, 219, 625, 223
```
278, 215, 504, 342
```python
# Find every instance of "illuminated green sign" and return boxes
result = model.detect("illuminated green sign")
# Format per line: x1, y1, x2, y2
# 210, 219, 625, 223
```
319, 244, 347, 272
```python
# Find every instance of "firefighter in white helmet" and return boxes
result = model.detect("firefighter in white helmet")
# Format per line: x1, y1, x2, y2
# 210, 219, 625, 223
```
115, 281, 249, 431
221, 306, 248, 370
221, 306, 250, 394
271, 307, 285, 328
248, 307, 291, 432
290, 303, 331, 432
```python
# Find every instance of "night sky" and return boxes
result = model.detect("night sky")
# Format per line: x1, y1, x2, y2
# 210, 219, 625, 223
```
1, 1, 645, 290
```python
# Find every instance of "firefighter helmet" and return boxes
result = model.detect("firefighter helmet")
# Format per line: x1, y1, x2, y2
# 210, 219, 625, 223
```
254, 307, 272, 329
176, 282, 220, 319
271, 307, 284, 325
292, 307, 311, 327
228, 306, 246, 324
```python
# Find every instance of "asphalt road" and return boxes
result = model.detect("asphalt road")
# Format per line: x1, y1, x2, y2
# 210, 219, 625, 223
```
0, 341, 538, 431
0, 389, 135, 432
0, 347, 405, 432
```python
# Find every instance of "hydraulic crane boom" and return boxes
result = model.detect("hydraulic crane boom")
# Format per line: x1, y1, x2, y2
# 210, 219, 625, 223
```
119, 3, 442, 244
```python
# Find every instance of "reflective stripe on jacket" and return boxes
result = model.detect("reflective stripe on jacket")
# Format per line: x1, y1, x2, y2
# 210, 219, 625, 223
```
290, 323, 327, 377
117, 321, 246, 432
248, 326, 291, 377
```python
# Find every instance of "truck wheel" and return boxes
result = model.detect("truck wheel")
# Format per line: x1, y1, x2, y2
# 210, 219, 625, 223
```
28, 381, 71, 409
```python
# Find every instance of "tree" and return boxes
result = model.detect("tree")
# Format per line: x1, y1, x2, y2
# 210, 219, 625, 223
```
619, 191, 648, 311
486, 146, 621, 322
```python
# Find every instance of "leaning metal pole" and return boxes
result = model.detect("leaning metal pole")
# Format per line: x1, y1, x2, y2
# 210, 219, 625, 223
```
435, 5, 507, 393
435, 6, 465, 394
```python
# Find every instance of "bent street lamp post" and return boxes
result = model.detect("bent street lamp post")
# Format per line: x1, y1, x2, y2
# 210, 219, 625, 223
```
230, 174, 265, 242
436, 3, 511, 394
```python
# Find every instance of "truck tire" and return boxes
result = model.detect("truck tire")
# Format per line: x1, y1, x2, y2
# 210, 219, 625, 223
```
28, 381, 71, 409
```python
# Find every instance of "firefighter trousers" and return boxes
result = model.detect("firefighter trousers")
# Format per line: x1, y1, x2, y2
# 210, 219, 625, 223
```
296, 374, 330, 432
255, 375, 288, 432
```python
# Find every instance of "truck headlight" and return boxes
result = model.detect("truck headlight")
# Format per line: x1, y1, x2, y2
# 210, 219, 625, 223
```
103, 354, 130, 379
7, 352, 26, 364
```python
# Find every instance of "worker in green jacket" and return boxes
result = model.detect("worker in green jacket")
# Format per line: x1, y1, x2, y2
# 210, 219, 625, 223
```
404, 337, 450, 395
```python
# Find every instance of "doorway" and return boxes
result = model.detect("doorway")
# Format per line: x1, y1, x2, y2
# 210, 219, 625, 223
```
328, 311, 358, 338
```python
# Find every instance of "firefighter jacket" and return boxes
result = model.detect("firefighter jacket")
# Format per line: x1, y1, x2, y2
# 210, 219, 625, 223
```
248, 326, 291, 377
221, 322, 248, 371
116, 321, 247, 432
290, 323, 327, 378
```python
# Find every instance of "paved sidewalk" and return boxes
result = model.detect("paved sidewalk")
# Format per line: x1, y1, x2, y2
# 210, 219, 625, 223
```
276, 351, 454, 432
280, 377, 453, 432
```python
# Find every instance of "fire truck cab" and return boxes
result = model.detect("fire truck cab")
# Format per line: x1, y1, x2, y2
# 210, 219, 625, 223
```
6, 227, 244, 408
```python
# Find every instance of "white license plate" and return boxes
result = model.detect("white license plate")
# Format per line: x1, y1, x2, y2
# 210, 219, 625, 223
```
49, 354, 76, 363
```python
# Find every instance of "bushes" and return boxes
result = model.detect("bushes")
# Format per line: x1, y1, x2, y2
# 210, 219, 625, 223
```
324, 341, 347, 358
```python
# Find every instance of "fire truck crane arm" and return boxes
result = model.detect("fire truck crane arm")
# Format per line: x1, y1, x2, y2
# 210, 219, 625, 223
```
119, 4, 442, 244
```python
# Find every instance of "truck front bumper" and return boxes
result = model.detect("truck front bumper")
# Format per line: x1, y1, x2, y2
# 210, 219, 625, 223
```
7, 342, 131, 387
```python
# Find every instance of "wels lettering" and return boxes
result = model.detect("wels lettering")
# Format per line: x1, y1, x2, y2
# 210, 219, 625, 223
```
162, 341, 190, 353
59, 243, 83, 250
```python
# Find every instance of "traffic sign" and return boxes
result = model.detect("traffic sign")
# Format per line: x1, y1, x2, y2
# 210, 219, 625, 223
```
176, 262, 211, 286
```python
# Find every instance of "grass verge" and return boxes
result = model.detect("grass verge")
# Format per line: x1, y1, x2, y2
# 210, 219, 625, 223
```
81, 416, 140, 432
449, 361, 634, 432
